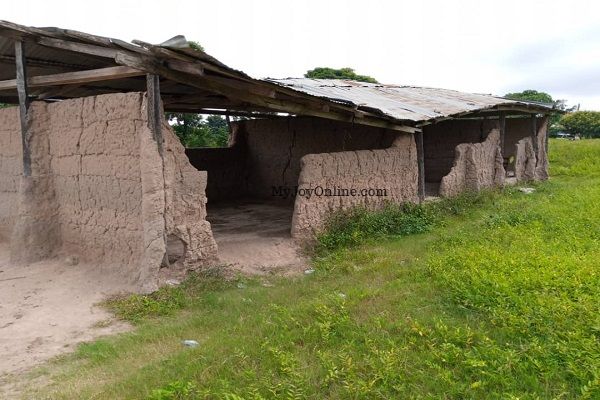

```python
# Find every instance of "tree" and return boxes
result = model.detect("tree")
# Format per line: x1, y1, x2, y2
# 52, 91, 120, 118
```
504, 90, 577, 135
305, 67, 378, 83
559, 111, 600, 138
166, 113, 229, 148
504, 89, 554, 104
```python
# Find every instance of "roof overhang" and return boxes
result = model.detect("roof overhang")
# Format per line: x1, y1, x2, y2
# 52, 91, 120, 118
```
0, 20, 420, 133
0, 20, 558, 134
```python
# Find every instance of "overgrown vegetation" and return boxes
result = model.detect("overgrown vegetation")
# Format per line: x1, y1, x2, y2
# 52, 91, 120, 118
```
20, 140, 600, 399
315, 191, 497, 253
315, 202, 436, 252
304, 67, 378, 83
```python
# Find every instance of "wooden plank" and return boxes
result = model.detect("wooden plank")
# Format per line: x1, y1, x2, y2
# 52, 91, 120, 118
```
415, 131, 425, 202
36, 37, 119, 59
166, 60, 204, 76
0, 66, 145, 91
183, 108, 286, 118
15, 41, 32, 176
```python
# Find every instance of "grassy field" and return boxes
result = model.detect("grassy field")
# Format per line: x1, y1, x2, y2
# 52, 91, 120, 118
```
22, 139, 600, 399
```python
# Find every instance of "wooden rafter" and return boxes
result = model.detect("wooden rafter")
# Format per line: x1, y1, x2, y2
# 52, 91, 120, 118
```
0, 66, 145, 91
1, 21, 421, 133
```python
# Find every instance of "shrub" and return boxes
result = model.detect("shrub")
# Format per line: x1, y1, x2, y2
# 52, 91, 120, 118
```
316, 202, 436, 252
147, 381, 199, 400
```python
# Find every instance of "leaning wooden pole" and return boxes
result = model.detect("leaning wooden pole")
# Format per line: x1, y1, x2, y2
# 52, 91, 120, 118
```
415, 131, 425, 202
145, 73, 170, 269
498, 111, 506, 159
146, 74, 164, 154
15, 40, 31, 176
531, 114, 538, 165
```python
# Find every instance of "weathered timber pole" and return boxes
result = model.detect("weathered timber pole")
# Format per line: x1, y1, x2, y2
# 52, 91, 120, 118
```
531, 114, 538, 162
146, 73, 164, 154
11, 40, 61, 264
15, 40, 31, 176
498, 111, 506, 158
544, 114, 549, 154
145, 73, 170, 271
415, 131, 425, 202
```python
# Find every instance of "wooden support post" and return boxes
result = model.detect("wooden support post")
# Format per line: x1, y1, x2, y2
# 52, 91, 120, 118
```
415, 131, 425, 202
498, 111, 506, 157
15, 40, 31, 176
531, 114, 538, 157
146, 73, 163, 154
543, 114, 549, 154
146, 73, 170, 268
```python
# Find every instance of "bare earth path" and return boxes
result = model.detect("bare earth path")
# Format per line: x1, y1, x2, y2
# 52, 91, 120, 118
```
0, 243, 133, 397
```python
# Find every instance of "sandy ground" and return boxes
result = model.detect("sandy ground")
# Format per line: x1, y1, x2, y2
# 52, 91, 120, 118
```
208, 200, 308, 275
0, 243, 133, 397
0, 200, 306, 397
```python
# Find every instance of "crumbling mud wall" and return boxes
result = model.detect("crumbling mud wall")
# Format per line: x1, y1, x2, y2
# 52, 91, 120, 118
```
439, 129, 505, 197
514, 137, 536, 181
506, 116, 549, 181
423, 119, 500, 182
0, 107, 22, 241
0, 93, 217, 289
291, 134, 419, 239
10, 102, 62, 263
239, 117, 402, 201
161, 115, 218, 275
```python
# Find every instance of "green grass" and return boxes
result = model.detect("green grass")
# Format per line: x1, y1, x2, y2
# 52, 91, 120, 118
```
20, 139, 600, 399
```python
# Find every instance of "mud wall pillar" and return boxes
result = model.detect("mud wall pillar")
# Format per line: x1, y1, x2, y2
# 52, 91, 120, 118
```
10, 40, 61, 263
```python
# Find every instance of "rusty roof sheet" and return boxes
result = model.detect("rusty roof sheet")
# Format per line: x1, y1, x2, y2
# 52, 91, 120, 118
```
266, 78, 556, 123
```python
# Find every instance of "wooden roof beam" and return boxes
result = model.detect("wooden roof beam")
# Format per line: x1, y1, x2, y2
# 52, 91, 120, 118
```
0, 66, 146, 91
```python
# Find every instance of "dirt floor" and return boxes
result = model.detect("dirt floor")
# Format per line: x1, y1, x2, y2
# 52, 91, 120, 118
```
208, 200, 308, 275
0, 243, 133, 396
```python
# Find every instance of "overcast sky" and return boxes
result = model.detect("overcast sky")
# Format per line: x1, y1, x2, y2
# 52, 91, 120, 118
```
5, 0, 600, 109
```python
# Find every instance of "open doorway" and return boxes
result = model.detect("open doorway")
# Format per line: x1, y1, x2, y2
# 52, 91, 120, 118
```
179, 114, 304, 272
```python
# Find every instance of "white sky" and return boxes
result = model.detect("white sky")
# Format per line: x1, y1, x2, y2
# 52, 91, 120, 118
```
5, 0, 600, 109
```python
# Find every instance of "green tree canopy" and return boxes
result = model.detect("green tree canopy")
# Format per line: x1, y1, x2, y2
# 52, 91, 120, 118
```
504, 90, 554, 104
166, 113, 229, 148
504, 90, 579, 135
305, 67, 378, 83
559, 111, 600, 138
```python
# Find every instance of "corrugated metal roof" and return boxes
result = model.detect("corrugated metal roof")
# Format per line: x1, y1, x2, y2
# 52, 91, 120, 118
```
266, 78, 556, 124
0, 19, 557, 130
